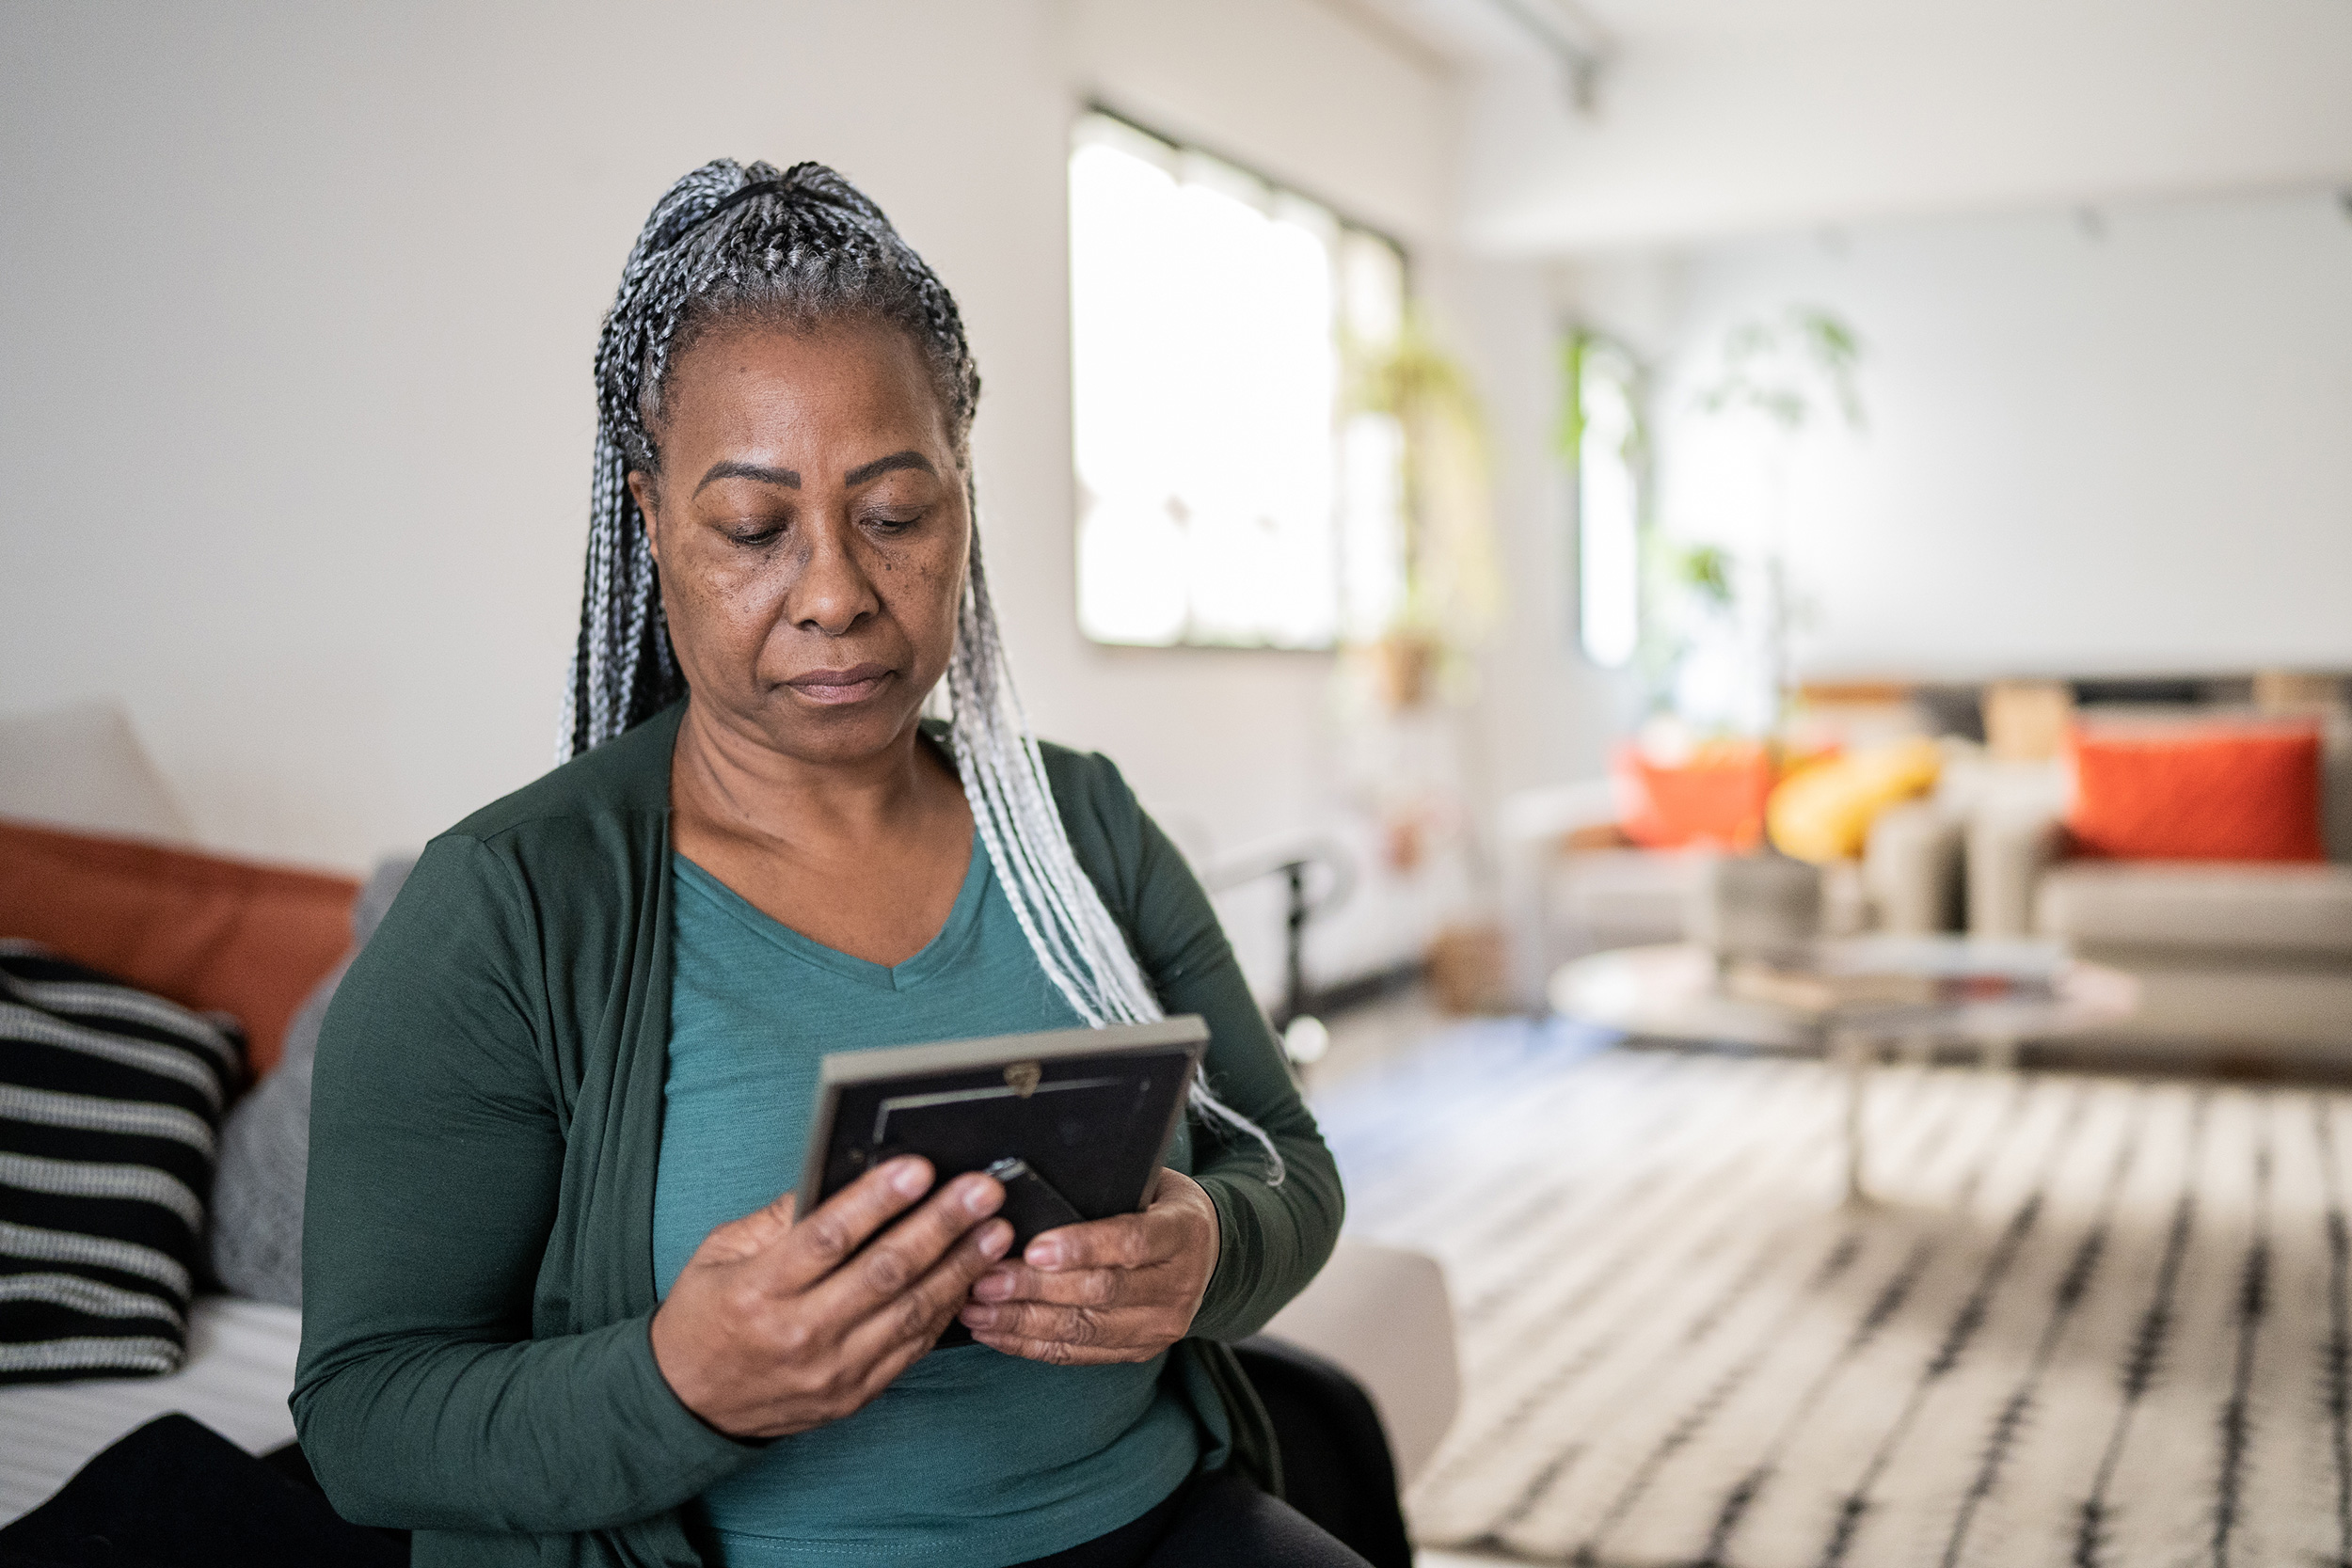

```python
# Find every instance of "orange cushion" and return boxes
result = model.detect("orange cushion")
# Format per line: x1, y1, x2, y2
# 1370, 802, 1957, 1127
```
1613, 742, 1773, 851
2065, 724, 2326, 863
0, 819, 358, 1076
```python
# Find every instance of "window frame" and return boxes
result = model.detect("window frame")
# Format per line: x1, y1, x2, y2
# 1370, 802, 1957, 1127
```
1564, 325, 1648, 671
1068, 103, 1414, 655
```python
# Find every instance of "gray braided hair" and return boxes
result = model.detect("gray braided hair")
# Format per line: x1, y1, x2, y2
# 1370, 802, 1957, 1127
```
563, 159, 1280, 1180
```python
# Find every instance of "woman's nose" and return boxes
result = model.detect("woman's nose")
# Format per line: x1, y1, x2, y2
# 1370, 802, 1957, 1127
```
787, 520, 881, 635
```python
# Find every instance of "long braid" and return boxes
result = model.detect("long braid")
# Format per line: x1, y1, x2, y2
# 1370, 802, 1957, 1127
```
565, 159, 1280, 1180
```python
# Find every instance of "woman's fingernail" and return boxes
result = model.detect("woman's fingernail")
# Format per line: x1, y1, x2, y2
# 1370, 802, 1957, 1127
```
1026, 1239, 1062, 1269
979, 1220, 1013, 1259
973, 1271, 1013, 1301
961, 1305, 996, 1327
963, 1177, 1002, 1216
891, 1159, 931, 1197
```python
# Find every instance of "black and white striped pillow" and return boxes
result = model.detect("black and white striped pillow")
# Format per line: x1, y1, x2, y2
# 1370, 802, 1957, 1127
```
0, 942, 242, 1381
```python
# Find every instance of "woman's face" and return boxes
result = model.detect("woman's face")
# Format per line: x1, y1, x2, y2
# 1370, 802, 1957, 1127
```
631, 316, 970, 768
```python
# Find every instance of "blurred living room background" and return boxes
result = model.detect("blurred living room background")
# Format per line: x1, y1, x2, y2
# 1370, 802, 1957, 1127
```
5, 2, 2351, 1564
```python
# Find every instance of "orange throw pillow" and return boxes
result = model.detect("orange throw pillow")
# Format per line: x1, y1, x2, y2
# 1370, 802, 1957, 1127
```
1614, 742, 1773, 851
0, 819, 358, 1075
2065, 724, 2326, 863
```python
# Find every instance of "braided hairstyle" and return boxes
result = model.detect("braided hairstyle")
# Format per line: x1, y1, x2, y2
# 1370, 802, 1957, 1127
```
564, 159, 1280, 1180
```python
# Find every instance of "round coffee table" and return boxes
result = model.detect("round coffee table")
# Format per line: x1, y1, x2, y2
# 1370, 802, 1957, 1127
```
1549, 937, 2139, 1202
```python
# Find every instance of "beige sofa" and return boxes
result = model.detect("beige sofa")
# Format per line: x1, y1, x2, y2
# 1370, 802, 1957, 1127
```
1499, 772, 1968, 1008
1968, 710, 2352, 1064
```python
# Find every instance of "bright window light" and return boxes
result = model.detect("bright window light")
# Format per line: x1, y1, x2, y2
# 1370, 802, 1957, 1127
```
1575, 336, 1642, 668
1071, 112, 1406, 649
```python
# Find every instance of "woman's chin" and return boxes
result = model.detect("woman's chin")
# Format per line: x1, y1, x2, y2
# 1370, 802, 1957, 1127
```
732, 689, 927, 764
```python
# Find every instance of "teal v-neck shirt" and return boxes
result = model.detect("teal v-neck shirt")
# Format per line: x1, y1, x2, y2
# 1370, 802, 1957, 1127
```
651, 844, 1200, 1568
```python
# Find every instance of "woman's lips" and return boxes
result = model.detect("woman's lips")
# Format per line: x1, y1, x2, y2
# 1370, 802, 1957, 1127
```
783, 663, 895, 705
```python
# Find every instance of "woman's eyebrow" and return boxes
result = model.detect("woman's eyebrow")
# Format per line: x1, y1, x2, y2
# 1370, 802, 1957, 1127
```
694, 460, 800, 496
844, 451, 935, 486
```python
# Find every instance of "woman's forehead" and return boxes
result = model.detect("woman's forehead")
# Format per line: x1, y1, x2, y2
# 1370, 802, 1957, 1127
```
659, 319, 953, 458
671, 315, 928, 394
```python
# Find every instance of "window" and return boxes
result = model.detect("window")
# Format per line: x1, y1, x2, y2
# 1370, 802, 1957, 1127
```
1568, 330, 1642, 668
1070, 110, 1408, 649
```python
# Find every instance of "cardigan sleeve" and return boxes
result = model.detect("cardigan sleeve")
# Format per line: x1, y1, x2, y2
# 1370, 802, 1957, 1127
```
291, 833, 754, 1532
1051, 750, 1345, 1342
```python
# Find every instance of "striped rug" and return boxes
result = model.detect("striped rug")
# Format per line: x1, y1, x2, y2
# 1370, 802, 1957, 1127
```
1312, 1026, 2352, 1568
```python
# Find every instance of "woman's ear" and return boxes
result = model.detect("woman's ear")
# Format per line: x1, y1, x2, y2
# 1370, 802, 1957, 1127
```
628, 469, 662, 564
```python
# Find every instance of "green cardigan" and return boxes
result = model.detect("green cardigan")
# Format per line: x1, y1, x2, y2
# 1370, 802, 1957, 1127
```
293, 705, 1343, 1568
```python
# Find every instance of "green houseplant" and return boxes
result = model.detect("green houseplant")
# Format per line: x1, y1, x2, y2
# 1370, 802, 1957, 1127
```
1348, 310, 1500, 710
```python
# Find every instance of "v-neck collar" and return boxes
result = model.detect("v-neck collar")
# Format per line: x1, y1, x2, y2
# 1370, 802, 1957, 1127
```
673, 837, 989, 993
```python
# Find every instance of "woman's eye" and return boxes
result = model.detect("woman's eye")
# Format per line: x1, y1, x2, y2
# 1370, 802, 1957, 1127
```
866, 511, 926, 533
724, 523, 785, 546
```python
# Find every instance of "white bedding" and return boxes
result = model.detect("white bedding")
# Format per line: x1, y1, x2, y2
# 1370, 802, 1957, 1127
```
0, 1295, 300, 1523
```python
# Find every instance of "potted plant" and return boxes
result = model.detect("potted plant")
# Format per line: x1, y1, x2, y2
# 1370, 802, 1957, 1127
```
1346, 310, 1500, 711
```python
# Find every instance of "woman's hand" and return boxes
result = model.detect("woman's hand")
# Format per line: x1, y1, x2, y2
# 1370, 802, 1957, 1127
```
956, 1167, 1220, 1365
651, 1157, 1011, 1439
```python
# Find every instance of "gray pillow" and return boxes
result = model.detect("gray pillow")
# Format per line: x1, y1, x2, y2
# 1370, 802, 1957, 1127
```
207, 855, 412, 1307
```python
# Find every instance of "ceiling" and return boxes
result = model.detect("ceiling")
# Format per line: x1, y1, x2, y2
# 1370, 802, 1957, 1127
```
1352, 0, 2352, 253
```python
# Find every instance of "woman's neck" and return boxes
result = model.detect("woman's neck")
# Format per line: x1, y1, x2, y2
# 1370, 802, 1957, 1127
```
669, 695, 960, 857
667, 695, 976, 965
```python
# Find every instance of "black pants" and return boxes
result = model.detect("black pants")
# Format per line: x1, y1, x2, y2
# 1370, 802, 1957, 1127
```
0, 1415, 404, 1568
1016, 1336, 1407, 1568
1014, 1470, 1369, 1568
1, 1416, 1372, 1568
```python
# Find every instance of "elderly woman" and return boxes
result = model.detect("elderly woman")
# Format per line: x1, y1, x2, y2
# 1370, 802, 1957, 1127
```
291, 162, 1351, 1568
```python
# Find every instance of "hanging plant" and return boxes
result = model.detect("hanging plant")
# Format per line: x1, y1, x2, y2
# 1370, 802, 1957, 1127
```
1345, 310, 1501, 707
1695, 308, 1865, 432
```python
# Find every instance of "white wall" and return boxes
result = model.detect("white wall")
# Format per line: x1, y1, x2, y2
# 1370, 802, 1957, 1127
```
0, 0, 1486, 900
1434, 253, 1630, 798
1566, 186, 2352, 685
1069, 0, 1451, 243
1459, 0, 2352, 251
0, 0, 1041, 864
